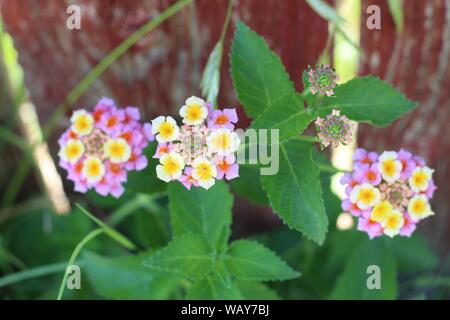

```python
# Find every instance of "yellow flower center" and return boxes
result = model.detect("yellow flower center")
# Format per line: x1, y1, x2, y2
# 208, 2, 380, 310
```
72, 114, 94, 136
371, 201, 392, 223
386, 214, 400, 229
60, 139, 85, 163
358, 188, 377, 204
104, 139, 131, 163
163, 157, 181, 174
186, 104, 203, 121
412, 171, 427, 188
159, 122, 175, 139
87, 161, 101, 177
212, 132, 230, 150
82, 157, 105, 182
67, 143, 82, 159
196, 163, 213, 181
382, 159, 397, 177
412, 199, 426, 215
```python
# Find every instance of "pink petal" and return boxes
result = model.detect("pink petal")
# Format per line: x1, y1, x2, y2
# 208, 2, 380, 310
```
225, 164, 239, 180
135, 155, 148, 171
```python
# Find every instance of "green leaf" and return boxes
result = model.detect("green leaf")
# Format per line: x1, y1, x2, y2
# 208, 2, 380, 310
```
212, 257, 233, 288
186, 274, 243, 300
230, 165, 268, 206
390, 234, 437, 273
83, 251, 179, 300
168, 180, 233, 250
261, 140, 328, 244
329, 238, 397, 299
143, 233, 214, 279
1, 208, 96, 267
230, 21, 295, 118
388, 0, 404, 34
318, 76, 417, 127
225, 240, 300, 281
200, 42, 223, 106
236, 281, 281, 300
250, 93, 315, 143
123, 209, 169, 249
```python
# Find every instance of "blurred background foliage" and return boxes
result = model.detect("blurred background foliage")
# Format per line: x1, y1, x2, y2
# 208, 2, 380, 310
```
0, 0, 449, 300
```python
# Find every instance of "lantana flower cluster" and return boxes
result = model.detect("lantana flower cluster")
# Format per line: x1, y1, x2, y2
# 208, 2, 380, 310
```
58, 98, 154, 198
341, 148, 436, 238
151, 96, 241, 190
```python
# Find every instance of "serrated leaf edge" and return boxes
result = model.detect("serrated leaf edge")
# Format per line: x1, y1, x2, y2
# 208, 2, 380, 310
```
318, 76, 418, 127
229, 20, 296, 119
225, 239, 301, 282
142, 233, 214, 280
260, 142, 329, 245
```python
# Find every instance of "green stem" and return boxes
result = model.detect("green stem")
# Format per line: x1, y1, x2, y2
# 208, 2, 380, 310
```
57, 229, 104, 300
219, 0, 234, 44
76, 203, 137, 250
317, 163, 349, 174
0, 246, 27, 270
0, 126, 29, 152
43, 0, 194, 139
1, 155, 34, 207
0, 262, 68, 289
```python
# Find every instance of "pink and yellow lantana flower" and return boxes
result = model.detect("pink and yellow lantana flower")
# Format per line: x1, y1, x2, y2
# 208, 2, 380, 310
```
152, 96, 241, 190
58, 98, 153, 198
341, 148, 436, 239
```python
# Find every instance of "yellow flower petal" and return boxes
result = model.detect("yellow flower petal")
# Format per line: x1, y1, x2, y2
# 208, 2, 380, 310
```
71, 110, 94, 136
104, 138, 131, 163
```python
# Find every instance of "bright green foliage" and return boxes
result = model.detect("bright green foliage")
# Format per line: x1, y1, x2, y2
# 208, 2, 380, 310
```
261, 141, 328, 245
318, 76, 417, 126
168, 181, 233, 250
83, 251, 179, 300
236, 281, 281, 300
231, 166, 269, 206
0, 10, 432, 302
186, 274, 243, 300
390, 235, 438, 273
225, 240, 300, 281
146, 177, 299, 299
230, 21, 296, 118
231, 21, 328, 245
251, 93, 315, 142
143, 233, 214, 279
329, 238, 397, 299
